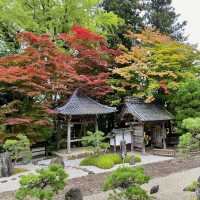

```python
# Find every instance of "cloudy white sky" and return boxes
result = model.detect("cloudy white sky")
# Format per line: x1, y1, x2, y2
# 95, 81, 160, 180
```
172, 0, 200, 47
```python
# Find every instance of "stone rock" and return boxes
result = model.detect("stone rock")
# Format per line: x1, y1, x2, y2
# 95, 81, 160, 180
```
196, 187, 200, 200
0, 180, 8, 183
88, 170, 95, 175
0, 152, 13, 177
50, 157, 65, 168
129, 155, 135, 165
150, 185, 159, 194
65, 188, 83, 200
197, 176, 200, 184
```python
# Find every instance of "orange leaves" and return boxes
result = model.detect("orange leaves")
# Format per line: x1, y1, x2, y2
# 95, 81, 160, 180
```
115, 47, 148, 65
125, 28, 172, 45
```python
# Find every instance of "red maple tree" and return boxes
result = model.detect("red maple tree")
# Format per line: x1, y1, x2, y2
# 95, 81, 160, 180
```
0, 26, 118, 138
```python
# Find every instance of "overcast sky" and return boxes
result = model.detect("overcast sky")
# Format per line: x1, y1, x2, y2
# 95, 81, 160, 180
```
172, 0, 200, 47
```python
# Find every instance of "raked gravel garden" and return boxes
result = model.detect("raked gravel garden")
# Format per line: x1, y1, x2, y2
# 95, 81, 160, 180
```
1, 154, 200, 200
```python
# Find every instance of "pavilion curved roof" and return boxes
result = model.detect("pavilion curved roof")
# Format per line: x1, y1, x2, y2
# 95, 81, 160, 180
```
122, 97, 173, 122
55, 89, 116, 116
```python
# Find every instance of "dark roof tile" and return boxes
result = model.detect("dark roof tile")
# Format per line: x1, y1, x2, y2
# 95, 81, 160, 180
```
55, 89, 116, 115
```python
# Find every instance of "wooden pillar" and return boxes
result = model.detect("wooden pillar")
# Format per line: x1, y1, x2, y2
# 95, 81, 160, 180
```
162, 122, 167, 149
67, 117, 71, 153
114, 135, 117, 152
95, 115, 98, 131
142, 123, 145, 154
131, 126, 134, 152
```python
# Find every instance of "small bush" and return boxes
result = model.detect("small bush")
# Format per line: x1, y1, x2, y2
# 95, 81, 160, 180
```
123, 154, 141, 164
123, 186, 150, 200
95, 156, 114, 169
104, 167, 150, 190
82, 131, 110, 154
184, 181, 198, 192
80, 153, 132, 169
13, 168, 27, 175
134, 155, 142, 163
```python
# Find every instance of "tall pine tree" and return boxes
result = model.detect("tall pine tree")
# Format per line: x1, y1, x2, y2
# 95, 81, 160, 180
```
144, 0, 187, 41
102, 0, 144, 47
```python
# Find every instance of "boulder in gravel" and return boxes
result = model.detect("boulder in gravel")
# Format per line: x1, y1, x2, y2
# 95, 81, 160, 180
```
150, 185, 159, 194
50, 157, 65, 168
0, 152, 13, 177
196, 187, 200, 200
65, 188, 83, 200
197, 176, 200, 184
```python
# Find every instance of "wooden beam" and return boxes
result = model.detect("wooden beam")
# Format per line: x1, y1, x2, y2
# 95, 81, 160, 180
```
67, 117, 71, 153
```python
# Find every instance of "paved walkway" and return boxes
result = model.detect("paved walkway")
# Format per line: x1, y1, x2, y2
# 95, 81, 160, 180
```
84, 167, 200, 200
0, 154, 172, 193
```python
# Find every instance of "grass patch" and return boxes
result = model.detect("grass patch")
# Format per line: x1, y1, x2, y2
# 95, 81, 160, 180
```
80, 153, 142, 169
13, 168, 28, 175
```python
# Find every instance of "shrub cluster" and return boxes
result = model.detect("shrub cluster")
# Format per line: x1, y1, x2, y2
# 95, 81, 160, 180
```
80, 153, 141, 169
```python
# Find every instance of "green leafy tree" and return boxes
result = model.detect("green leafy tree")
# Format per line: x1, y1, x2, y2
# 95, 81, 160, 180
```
16, 164, 68, 200
0, 0, 123, 55
178, 118, 200, 155
3, 134, 32, 164
82, 130, 110, 154
144, 0, 187, 41
170, 79, 200, 125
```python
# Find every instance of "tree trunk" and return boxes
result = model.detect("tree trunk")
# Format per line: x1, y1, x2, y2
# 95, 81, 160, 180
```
0, 152, 13, 177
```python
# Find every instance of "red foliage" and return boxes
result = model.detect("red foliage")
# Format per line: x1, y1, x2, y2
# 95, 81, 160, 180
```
159, 80, 169, 95
0, 26, 118, 133
3, 117, 33, 125
0, 26, 118, 101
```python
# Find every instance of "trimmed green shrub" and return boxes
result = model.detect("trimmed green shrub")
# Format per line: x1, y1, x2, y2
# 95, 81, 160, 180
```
79, 156, 97, 166
16, 164, 68, 200
184, 181, 198, 192
80, 153, 136, 169
103, 167, 150, 190
134, 155, 142, 163
123, 186, 150, 200
104, 167, 150, 200
95, 156, 114, 169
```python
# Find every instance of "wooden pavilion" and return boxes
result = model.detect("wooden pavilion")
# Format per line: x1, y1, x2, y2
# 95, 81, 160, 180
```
55, 89, 116, 153
110, 97, 173, 153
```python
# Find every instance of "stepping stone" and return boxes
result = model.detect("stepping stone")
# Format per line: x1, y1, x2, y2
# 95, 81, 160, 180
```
1, 180, 8, 183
